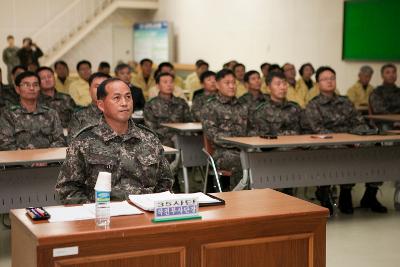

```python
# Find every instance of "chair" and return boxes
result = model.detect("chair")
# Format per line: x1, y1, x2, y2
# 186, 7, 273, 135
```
202, 135, 232, 193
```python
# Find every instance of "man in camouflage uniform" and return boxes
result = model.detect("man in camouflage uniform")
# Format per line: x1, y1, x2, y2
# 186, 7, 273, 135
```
201, 69, 248, 190
238, 70, 267, 116
369, 64, 400, 128
37, 67, 76, 128
249, 71, 301, 136
144, 72, 192, 148
68, 72, 111, 140
56, 78, 173, 204
191, 71, 217, 122
303, 66, 387, 215
0, 65, 26, 109
0, 71, 65, 150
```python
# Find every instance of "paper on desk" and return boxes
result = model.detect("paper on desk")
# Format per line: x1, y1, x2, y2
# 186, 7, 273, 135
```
129, 191, 221, 211
46, 206, 95, 223
83, 201, 143, 216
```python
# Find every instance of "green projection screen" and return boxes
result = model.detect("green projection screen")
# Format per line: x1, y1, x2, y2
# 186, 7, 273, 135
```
343, 0, 400, 61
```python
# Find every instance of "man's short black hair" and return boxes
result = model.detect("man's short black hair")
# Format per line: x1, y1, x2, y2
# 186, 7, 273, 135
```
267, 71, 287, 85
244, 70, 260, 83
268, 64, 282, 73
216, 69, 235, 81
88, 72, 111, 86
15, 71, 40, 86
233, 63, 245, 72
76, 60, 92, 71
155, 72, 175, 84
200, 71, 216, 83
315, 66, 336, 82
299, 63, 315, 76
36, 66, 54, 75
381, 63, 397, 74
7, 35, 14, 40
140, 58, 153, 65
260, 62, 271, 70
97, 77, 126, 100
195, 59, 209, 69
11, 65, 27, 75
98, 61, 110, 69
114, 63, 131, 74
22, 37, 32, 44
54, 60, 68, 70
158, 62, 174, 71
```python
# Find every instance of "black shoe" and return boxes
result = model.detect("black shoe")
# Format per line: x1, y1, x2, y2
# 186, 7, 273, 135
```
360, 187, 388, 213
339, 188, 354, 214
320, 200, 334, 216
281, 188, 294, 196
316, 186, 334, 216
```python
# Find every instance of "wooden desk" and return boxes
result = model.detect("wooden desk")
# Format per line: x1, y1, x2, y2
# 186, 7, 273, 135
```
11, 189, 328, 267
0, 146, 178, 214
222, 134, 400, 210
161, 122, 205, 193
366, 114, 400, 122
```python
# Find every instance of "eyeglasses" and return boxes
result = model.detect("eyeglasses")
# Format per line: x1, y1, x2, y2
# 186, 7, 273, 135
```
20, 82, 40, 88
319, 77, 336, 82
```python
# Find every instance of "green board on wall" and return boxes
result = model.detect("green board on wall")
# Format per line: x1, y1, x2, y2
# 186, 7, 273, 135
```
343, 0, 400, 61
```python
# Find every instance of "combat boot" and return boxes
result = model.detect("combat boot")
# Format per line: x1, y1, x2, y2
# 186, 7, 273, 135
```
360, 186, 388, 213
338, 187, 354, 214
315, 186, 333, 216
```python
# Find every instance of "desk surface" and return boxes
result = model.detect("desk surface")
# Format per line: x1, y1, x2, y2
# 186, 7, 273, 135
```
161, 122, 203, 132
222, 133, 400, 149
367, 114, 400, 122
10, 189, 327, 246
0, 146, 177, 165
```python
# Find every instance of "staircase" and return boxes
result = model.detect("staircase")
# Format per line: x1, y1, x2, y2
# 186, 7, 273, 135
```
35, 0, 158, 67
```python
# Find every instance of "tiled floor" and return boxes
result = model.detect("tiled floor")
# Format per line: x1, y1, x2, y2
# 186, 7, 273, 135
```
1, 181, 399, 267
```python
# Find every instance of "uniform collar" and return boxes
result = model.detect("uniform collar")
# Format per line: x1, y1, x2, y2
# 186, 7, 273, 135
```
267, 95, 288, 108
40, 90, 62, 100
93, 117, 142, 142
157, 94, 180, 104
14, 103, 46, 114
216, 93, 237, 104
318, 93, 341, 105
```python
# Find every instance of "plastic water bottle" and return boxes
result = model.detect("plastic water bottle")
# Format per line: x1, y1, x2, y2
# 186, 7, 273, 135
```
94, 172, 112, 228
95, 190, 111, 227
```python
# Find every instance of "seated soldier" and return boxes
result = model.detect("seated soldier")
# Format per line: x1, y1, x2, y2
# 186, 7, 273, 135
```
144, 72, 192, 148
54, 60, 77, 95
56, 78, 173, 204
115, 63, 145, 111
37, 66, 76, 128
233, 63, 247, 97
191, 71, 217, 122
68, 72, 111, 140
1, 65, 26, 108
347, 65, 374, 109
184, 59, 209, 95
303, 66, 387, 215
201, 69, 248, 190
68, 60, 92, 107
238, 70, 267, 112
0, 71, 65, 150
131, 58, 155, 100
148, 62, 187, 101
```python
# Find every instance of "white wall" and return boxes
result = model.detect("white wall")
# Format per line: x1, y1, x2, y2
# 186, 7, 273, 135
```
153, 0, 400, 93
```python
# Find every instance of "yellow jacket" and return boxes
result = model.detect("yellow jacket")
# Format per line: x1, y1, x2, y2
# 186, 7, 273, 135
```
184, 72, 201, 92
236, 80, 247, 98
346, 81, 374, 108
131, 72, 156, 100
68, 77, 91, 107
284, 82, 306, 108
148, 85, 188, 102
55, 76, 77, 95
261, 81, 270, 94
174, 75, 184, 89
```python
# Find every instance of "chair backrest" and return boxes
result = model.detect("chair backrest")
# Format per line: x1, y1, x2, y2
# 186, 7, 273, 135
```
202, 134, 214, 155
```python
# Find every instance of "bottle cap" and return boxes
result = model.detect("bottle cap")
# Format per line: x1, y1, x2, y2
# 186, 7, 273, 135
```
94, 172, 111, 192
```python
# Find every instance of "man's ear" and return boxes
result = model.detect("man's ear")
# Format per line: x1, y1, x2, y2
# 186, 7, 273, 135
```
97, 100, 105, 113
15, 86, 21, 96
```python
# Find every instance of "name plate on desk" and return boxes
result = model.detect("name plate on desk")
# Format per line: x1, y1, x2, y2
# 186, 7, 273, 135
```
152, 198, 201, 223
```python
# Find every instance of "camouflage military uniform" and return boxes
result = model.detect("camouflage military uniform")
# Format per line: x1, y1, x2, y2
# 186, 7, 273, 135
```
0, 104, 65, 150
0, 85, 19, 108
39, 91, 76, 128
369, 85, 400, 114
68, 103, 102, 141
302, 94, 369, 134
56, 118, 173, 204
238, 92, 268, 122
144, 95, 192, 147
191, 89, 216, 122
248, 95, 302, 136
201, 94, 248, 188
